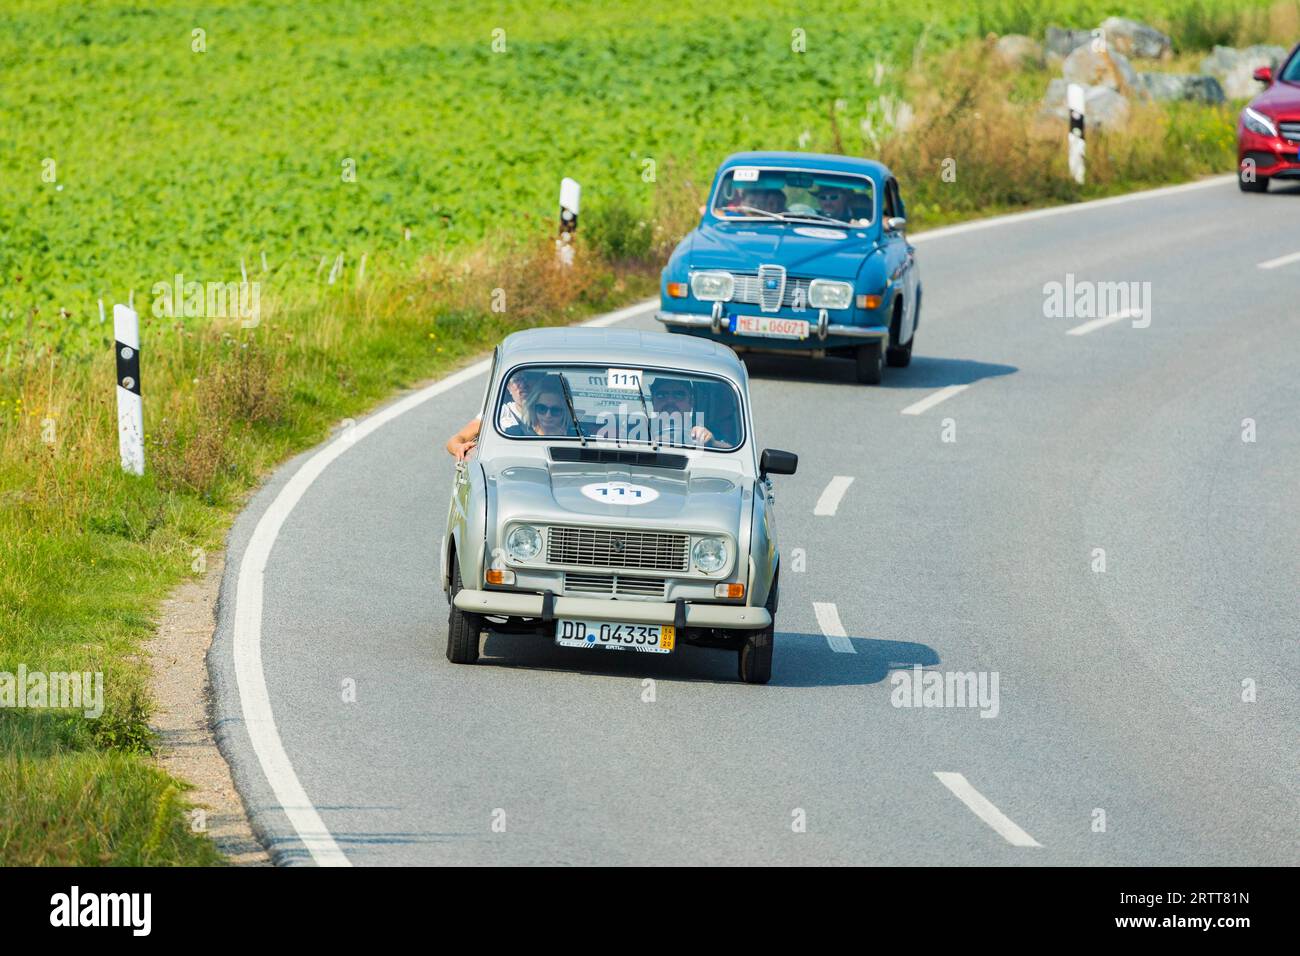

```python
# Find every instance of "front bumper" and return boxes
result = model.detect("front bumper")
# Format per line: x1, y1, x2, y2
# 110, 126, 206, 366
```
1239, 128, 1300, 177
454, 589, 771, 630
655, 308, 888, 344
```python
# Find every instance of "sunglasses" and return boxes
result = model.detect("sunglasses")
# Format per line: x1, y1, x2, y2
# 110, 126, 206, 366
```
532, 402, 566, 417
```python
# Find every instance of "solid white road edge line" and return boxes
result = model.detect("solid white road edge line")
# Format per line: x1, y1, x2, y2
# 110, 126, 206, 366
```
1256, 249, 1300, 270
813, 475, 855, 516
812, 601, 856, 654
901, 384, 969, 416
230, 301, 656, 866
934, 771, 1043, 848
1065, 308, 1141, 336
908, 174, 1233, 245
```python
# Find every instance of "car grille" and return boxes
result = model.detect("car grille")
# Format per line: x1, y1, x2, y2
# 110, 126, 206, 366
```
546, 526, 689, 573
1279, 121, 1300, 143
730, 272, 811, 312
564, 572, 667, 599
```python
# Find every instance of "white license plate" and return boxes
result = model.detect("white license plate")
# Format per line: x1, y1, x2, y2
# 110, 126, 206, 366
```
555, 619, 675, 654
732, 315, 809, 339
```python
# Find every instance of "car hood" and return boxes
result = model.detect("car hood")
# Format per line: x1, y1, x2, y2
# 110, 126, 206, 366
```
1252, 80, 1300, 116
485, 459, 747, 531
687, 221, 877, 280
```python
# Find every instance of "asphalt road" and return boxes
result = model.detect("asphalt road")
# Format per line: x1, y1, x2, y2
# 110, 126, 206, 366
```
211, 176, 1299, 865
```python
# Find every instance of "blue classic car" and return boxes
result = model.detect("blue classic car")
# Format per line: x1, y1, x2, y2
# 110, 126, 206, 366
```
656, 151, 920, 384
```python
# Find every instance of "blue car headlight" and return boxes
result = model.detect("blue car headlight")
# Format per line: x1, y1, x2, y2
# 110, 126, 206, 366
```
690, 271, 735, 302
807, 279, 854, 310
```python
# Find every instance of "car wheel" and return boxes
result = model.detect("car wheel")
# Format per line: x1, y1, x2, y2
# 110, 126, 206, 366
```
738, 578, 777, 685
854, 341, 884, 385
887, 299, 915, 368
446, 562, 482, 664
1239, 171, 1270, 193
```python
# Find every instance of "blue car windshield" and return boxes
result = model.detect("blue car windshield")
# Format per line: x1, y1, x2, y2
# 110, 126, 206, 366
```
712, 167, 874, 226
494, 365, 744, 451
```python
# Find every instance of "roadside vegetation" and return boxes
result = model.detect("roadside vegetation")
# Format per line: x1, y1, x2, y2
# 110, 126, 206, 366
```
1, 0, 1292, 864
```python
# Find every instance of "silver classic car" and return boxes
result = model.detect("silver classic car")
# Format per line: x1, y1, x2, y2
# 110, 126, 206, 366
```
441, 327, 797, 683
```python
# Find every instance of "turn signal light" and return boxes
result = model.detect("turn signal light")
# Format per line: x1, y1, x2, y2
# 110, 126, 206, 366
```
714, 583, 745, 599
856, 294, 882, 310
667, 282, 688, 298
485, 568, 515, 585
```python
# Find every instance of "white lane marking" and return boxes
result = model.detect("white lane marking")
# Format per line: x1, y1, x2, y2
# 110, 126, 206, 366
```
909, 175, 1233, 246
813, 602, 856, 654
233, 305, 658, 866
1256, 250, 1300, 270
901, 384, 969, 416
934, 772, 1043, 848
1065, 308, 1142, 336
813, 476, 855, 516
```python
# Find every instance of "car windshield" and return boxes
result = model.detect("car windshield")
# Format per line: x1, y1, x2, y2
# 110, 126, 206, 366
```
711, 167, 874, 226
1282, 52, 1300, 82
493, 364, 744, 451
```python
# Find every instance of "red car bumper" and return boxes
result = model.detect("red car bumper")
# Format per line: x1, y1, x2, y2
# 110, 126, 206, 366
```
1238, 124, 1300, 178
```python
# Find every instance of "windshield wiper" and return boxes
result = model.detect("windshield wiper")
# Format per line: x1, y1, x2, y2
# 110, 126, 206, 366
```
557, 375, 587, 446
632, 377, 659, 452
720, 205, 787, 221
777, 211, 851, 226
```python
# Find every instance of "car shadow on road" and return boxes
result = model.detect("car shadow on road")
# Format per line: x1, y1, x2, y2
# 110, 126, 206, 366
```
741, 352, 1017, 390
479, 628, 938, 688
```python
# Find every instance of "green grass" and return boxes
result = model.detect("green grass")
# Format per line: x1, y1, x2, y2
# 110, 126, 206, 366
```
0, 0, 1287, 865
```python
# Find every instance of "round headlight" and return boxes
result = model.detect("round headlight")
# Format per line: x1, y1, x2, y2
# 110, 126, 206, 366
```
507, 525, 542, 561
692, 536, 728, 573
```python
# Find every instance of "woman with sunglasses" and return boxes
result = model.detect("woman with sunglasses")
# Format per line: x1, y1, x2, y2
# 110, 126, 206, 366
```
506, 376, 575, 437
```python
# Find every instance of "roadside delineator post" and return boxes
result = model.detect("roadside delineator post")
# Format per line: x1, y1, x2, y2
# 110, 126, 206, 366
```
557, 177, 580, 266
114, 303, 145, 475
1067, 82, 1086, 185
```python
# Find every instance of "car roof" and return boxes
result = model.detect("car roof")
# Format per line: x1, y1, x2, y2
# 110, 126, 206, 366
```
498, 327, 746, 381
717, 151, 891, 181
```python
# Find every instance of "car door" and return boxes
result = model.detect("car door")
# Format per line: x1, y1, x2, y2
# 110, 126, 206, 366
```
888, 177, 920, 346
445, 347, 497, 591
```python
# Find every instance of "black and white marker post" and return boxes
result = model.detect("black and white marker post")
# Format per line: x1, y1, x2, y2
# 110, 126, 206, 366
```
113, 303, 145, 475
557, 176, 580, 266
1067, 82, 1086, 185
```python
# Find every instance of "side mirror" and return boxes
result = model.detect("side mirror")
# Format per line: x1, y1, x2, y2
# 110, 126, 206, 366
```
760, 448, 798, 478
1254, 65, 1273, 84
885, 216, 907, 232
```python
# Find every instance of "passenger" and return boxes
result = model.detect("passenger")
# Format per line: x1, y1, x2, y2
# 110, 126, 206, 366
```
444, 367, 542, 459
506, 376, 575, 437
750, 188, 787, 214
649, 376, 725, 448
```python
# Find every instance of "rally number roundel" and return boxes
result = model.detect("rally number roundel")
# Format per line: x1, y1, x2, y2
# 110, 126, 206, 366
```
580, 480, 659, 505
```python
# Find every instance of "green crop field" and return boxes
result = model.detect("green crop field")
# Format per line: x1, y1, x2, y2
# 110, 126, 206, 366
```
0, 0, 1289, 865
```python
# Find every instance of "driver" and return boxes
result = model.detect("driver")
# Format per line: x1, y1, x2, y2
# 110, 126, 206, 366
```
814, 185, 853, 221
649, 376, 725, 448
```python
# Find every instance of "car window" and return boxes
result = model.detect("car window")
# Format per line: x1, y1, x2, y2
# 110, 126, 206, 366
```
1283, 50, 1300, 82
883, 179, 898, 219
494, 364, 744, 451
712, 167, 874, 226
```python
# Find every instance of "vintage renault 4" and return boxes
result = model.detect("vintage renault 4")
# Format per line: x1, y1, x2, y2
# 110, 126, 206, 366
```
657, 151, 921, 384
441, 327, 797, 683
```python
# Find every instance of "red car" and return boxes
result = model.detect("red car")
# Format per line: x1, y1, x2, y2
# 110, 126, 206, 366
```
1238, 43, 1300, 192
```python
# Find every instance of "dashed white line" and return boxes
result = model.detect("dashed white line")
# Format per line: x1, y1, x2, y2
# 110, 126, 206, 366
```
1065, 308, 1141, 336
813, 602, 856, 654
813, 476, 855, 516
934, 771, 1043, 848
901, 384, 969, 416
1256, 250, 1300, 271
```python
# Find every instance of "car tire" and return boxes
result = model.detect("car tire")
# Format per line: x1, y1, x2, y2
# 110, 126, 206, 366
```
446, 562, 482, 665
1239, 172, 1270, 193
738, 579, 777, 685
854, 341, 884, 385
887, 298, 915, 368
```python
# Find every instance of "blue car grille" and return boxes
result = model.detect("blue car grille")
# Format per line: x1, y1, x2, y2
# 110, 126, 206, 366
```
755, 264, 787, 313
730, 272, 811, 311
